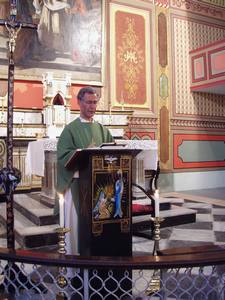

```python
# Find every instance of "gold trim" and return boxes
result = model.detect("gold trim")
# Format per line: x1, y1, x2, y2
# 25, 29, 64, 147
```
110, 3, 151, 108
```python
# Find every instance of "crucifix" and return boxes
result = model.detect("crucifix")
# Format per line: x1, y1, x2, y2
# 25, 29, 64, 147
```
0, 0, 37, 249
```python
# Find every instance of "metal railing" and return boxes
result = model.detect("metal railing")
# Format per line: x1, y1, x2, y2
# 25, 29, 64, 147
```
0, 246, 224, 299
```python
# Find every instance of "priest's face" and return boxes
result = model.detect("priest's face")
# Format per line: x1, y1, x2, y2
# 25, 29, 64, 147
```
78, 92, 99, 121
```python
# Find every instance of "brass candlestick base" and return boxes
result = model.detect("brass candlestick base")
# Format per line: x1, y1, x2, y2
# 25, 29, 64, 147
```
146, 217, 164, 296
56, 227, 70, 254
55, 227, 70, 300
150, 216, 164, 256
147, 270, 161, 294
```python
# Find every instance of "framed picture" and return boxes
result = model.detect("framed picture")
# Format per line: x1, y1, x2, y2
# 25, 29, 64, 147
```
110, 3, 153, 109
0, 0, 104, 85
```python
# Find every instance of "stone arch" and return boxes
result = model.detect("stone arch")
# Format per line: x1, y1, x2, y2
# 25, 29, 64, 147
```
52, 93, 65, 106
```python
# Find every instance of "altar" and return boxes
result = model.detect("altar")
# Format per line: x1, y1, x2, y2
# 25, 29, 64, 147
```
25, 138, 58, 200
25, 138, 158, 203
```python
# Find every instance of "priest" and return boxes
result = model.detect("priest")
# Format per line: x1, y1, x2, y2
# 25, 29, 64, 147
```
56, 86, 114, 255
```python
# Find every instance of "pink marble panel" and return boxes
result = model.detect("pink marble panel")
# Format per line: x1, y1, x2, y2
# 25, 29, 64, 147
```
209, 47, 225, 78
191, 53, 207, 82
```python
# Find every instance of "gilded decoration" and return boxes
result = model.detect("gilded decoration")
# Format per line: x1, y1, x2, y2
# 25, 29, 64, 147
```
121, 157, 130, 169
117, 17, 145, 102
110, 3, 151, 109
93, 157, 103, 169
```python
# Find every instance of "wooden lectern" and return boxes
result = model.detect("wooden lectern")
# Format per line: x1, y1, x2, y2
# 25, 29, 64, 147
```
65, 146, 140, 257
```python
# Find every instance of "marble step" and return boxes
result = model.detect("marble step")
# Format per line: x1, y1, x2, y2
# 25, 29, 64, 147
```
0, 202, 59, 249
132, 204, 197, 232
14, 194, 58, 226
28, 192, 56, 209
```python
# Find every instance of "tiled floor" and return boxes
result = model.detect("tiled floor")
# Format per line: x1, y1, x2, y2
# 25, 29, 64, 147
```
133, 188, 225, 255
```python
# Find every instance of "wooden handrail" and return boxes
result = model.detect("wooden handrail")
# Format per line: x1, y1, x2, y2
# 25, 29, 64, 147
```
0, 246, 225, 269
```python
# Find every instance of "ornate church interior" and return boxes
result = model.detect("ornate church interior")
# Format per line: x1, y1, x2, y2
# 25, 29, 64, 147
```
0, 0, 225, 299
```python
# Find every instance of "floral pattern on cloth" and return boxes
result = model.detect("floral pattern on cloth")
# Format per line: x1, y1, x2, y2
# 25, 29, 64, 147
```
0, 167, 21, 194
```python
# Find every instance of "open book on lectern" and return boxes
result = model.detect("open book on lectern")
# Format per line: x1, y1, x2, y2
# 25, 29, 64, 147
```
64, 142, 128, 170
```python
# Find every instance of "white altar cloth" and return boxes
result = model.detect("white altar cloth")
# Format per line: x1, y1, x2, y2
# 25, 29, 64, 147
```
116, 139, 158, 170
25, 138, 158, 177
25, 138, 57, 176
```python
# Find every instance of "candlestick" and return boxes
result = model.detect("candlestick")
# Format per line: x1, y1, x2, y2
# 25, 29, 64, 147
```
154, 189, 160, 217
55, 227, 70, 299
58, 193, 65, 228
150, 216, 164, 256
146, 216, 164, 296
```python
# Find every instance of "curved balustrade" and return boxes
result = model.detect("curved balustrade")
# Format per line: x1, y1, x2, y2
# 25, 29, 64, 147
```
0, 246, 224, 299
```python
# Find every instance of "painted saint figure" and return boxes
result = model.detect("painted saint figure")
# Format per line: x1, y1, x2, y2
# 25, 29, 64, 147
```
93, 190, 106, 220
113, 169, 124, 218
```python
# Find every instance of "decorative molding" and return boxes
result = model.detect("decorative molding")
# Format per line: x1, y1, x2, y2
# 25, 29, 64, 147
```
171, 0, 225, 19
128, 132, 156, 140
155, 0, 169, 8
171, 118, 225, 129
173, 133, 225, 168
198, 0, 225, 9
127, 116, 157, 126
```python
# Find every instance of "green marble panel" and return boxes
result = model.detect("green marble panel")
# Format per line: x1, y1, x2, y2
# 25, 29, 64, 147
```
178, 140, 225, 162
159, 74, 168, 99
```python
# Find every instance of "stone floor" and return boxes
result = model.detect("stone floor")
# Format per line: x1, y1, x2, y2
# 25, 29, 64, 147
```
0, 188, 225, 254
133, 188, 225, 255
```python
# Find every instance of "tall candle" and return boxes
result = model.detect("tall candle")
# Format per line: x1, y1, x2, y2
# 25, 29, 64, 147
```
154, 189, 160, 217
58, 194, 65, 228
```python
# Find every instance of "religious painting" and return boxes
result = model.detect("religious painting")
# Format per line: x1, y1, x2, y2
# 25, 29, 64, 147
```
92, 154, 132, 235
92, 169, 129, 222
110, 3, 152, 109
0, 0, 104, 84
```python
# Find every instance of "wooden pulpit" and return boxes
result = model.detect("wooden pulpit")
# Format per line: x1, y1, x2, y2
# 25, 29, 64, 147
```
65, 146, 140, 257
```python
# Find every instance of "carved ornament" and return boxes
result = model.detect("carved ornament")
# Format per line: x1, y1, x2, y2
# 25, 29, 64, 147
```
171, 118, 225, 129
172, 0, 223, 19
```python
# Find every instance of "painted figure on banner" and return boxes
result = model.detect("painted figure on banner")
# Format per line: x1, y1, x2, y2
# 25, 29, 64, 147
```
93, 190, 110, 220
113, 169, 124, 218
92, 169, 126, 221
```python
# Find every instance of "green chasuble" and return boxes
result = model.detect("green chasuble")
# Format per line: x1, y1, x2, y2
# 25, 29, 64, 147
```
56, 118, 114, 210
